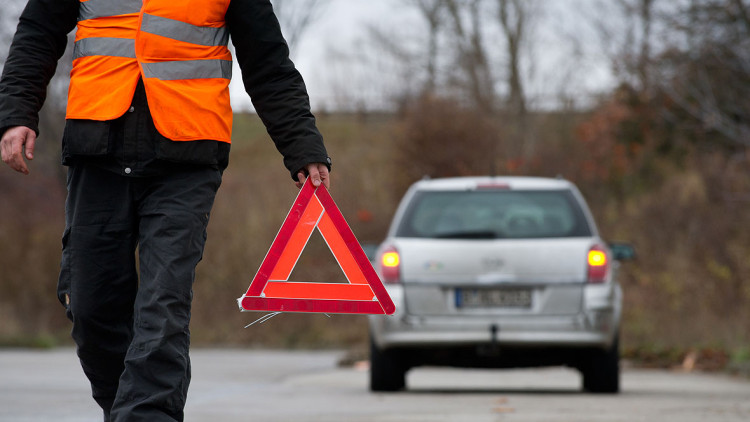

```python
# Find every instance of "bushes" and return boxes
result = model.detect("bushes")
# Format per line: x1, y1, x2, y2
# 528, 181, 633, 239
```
0, 170, 67, 346
392, 95, 503, 187
0, 108, 747, 360
389, 92, 750, 355
611, 154, 750, 351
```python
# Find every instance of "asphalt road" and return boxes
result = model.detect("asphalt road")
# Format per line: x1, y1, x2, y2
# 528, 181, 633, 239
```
1, 348, 748, 422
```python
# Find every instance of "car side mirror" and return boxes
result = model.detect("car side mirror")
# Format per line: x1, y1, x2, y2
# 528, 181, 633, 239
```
609, 243, 635, 261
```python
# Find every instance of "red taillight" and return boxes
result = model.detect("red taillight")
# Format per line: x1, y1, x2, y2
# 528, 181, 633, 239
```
380, 246, 401, 284
587, 245, 609, 283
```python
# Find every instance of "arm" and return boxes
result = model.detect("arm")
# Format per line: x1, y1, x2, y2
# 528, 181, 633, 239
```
226, 0, 330, 187
1, 126, 36, 174
0, 0, 79, 174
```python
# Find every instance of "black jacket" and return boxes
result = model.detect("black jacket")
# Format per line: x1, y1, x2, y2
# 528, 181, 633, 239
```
0, 0, 330, 177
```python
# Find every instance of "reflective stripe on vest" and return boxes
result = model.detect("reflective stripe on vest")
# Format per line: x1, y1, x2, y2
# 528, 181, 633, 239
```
74, 14, 229, 80
68, 0, 233, 142
73, 37, 136, 60
141, 59, 231, 81
78, 0, 142, 22
140, 14, 229, 47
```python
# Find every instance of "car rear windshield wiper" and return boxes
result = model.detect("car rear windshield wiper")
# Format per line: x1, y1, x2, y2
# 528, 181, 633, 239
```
433, 231, 499, 239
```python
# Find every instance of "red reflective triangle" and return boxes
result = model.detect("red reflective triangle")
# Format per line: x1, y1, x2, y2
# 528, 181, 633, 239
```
237, 178, 396, 315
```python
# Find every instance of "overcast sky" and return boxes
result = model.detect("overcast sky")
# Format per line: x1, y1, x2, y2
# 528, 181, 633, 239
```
230, 0, 405, 111
2, 0, 616, 113
230, 0, 617, 112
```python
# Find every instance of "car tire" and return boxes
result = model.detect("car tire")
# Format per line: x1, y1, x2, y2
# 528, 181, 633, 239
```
369, 336, 407, 392
581, 333, 620, 394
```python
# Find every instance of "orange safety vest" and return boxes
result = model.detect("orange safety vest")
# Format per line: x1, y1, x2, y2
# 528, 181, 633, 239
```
67, 0, 233, 143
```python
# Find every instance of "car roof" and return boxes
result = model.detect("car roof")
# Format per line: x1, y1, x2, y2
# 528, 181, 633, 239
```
411, 176, 575, 191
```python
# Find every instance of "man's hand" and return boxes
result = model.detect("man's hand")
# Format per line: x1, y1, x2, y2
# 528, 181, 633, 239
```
296, 162, 330, 190
1, 126, 36, 175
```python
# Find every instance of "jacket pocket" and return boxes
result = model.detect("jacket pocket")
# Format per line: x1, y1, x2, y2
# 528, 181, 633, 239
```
62, 120, 111, 156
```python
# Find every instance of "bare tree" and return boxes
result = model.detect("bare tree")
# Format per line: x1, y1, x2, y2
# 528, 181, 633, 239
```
636, 0, 654, 93
655, 0, 750, 147
497, 0, 529, 117
733, 0, 750, 31
588, 0, 661, 94
587, 0, 750, 148
0, 0, 24, 68
443, 0, 496, 114
411, 0, 445, 94
495, 0, 538, 159
395, 0, 538, 118
272, 0, 330, 56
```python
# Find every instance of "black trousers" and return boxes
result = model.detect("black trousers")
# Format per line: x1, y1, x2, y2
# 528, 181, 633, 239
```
57, 164, 222, 422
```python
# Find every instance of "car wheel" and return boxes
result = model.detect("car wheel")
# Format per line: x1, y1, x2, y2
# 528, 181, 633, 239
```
581, 333, 620, 393
369, 336, 407, 392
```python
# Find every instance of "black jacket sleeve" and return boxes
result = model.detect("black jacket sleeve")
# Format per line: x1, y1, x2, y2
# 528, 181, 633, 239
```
0, 0, 79, 136
226, 0, 330, 180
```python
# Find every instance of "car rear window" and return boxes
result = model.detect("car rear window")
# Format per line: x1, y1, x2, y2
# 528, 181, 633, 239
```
396, 189, 592, 239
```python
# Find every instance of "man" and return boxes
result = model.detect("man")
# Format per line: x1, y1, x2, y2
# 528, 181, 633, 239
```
0, 0, 330, 420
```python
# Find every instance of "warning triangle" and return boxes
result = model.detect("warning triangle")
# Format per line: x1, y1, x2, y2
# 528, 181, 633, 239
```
237, 178, 396, 315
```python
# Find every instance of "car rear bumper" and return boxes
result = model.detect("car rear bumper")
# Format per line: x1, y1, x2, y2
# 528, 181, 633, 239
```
370, 282, 621, 351
369, 310, 618, 349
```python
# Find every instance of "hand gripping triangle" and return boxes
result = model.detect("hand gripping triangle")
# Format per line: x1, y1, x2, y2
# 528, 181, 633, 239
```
237, 178, 395, 315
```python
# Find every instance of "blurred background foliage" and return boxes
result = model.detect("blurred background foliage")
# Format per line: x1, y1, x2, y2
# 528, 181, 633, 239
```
0, 0, 748, 372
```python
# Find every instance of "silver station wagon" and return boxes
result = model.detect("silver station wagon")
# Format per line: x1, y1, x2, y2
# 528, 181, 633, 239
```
368, 176, 633, 393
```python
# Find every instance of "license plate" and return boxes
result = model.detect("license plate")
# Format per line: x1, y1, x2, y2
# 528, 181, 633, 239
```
456, 288, 532, 309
